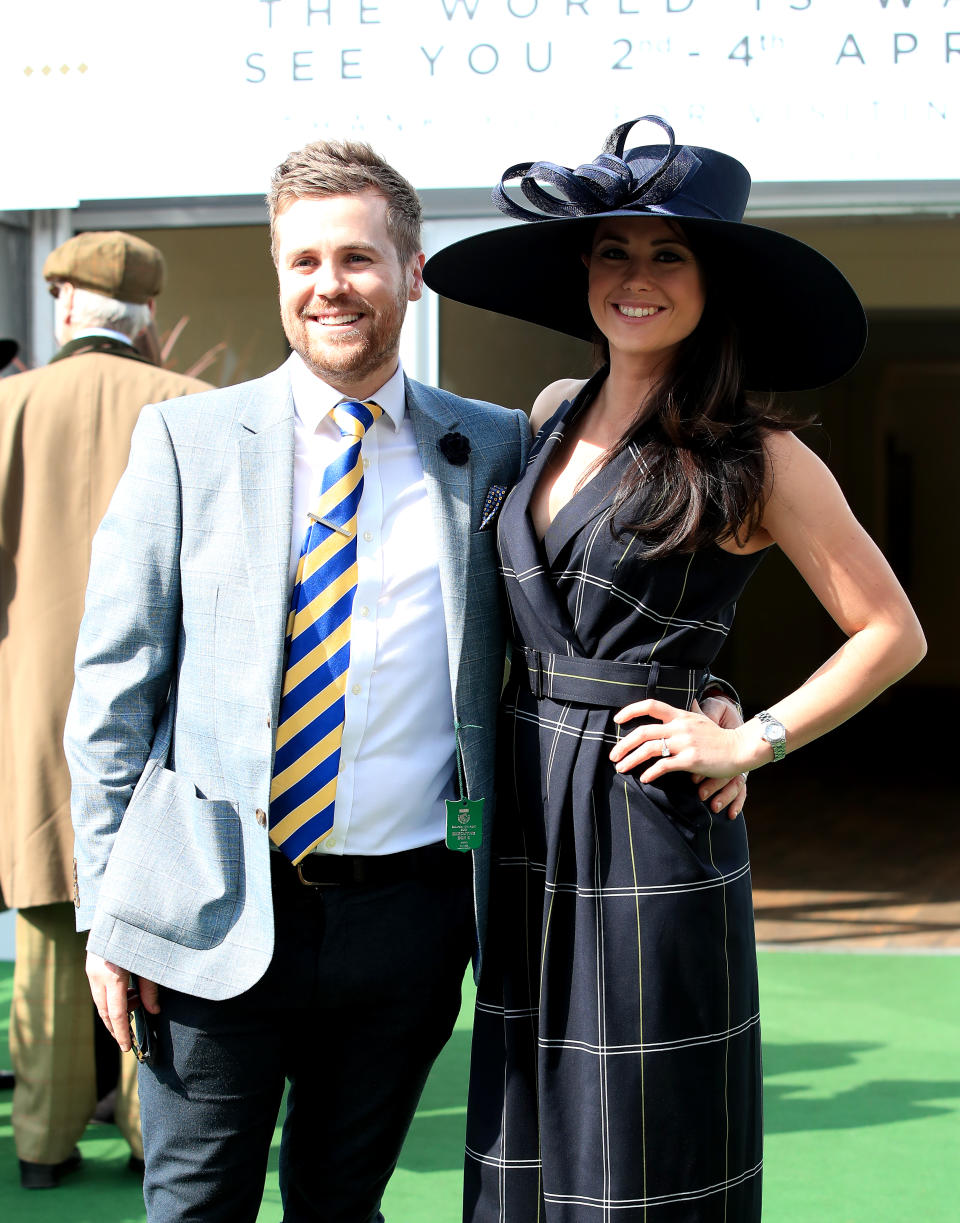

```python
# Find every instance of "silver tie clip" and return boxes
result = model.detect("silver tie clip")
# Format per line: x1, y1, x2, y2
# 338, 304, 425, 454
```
307, 512, 351, 538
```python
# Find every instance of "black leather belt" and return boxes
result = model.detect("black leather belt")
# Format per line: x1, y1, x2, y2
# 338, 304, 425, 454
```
270, 840, 466, 891
516, 647, 708, 710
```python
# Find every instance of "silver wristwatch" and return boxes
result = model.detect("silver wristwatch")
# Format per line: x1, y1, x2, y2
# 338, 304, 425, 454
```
756, 710, 787, 762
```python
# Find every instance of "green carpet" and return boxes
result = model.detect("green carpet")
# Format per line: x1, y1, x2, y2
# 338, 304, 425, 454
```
1, 953, 957, 1221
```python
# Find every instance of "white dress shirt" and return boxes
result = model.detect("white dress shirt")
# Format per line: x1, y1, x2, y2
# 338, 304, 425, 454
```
286, 352, 456, 856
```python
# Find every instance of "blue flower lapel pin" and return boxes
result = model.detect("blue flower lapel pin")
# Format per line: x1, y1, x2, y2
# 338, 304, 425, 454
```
480, 484, 508, 531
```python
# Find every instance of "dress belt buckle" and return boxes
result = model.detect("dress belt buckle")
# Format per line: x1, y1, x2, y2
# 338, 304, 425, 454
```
296, 863, 341, 888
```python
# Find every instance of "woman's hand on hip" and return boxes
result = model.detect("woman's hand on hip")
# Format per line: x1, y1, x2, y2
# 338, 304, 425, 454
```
609, 698, 760, 816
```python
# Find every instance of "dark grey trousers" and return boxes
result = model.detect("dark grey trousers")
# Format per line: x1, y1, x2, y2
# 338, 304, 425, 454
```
137, 852, 473, 1222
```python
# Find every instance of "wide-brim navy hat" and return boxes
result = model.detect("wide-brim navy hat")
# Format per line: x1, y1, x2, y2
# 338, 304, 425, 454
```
423, 116, 867, 393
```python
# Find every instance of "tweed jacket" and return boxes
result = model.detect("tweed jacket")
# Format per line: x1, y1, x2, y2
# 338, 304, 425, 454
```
64, 360, 528, 1000
0, 341, 209, 909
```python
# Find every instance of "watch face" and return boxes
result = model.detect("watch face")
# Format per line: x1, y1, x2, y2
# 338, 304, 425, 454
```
763, 723, 786, 744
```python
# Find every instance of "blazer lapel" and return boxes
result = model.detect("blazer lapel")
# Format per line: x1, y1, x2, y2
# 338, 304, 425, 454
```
236, 365, 296, 710
405, 377, 472, 703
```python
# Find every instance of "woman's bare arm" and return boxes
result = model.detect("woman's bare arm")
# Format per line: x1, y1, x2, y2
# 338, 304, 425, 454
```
610, 430, 926, 783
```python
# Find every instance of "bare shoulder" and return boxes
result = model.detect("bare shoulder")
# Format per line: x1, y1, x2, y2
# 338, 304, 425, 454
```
759, 428, 857, 545
763, 427, 807, 464
529, 377, 587, 435
762, 429, 835, 501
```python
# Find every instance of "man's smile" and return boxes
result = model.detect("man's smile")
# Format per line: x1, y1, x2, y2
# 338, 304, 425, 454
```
304, 309, 364, 328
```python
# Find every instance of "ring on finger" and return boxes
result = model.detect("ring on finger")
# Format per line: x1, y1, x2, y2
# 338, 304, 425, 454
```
659, 738, 671, 758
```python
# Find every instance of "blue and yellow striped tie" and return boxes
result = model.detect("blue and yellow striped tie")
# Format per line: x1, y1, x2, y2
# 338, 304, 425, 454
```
269, 398, 382, 864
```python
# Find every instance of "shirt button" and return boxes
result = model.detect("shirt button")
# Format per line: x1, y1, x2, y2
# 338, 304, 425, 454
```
327, 837, 337, 848
351, 683, 362, 695
359, 605, 370, 618
363, 530, 373, 542
362, 458, 370, 470
255, 808, 267, 828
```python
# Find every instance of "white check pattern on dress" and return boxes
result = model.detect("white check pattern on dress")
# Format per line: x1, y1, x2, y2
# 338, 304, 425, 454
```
465, 376, 765, 1222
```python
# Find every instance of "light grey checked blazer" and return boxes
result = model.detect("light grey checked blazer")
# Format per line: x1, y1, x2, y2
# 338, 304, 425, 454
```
64, 360, 528, 1001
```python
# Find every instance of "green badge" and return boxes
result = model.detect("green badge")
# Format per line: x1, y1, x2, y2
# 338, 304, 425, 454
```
445, 798, 484, 852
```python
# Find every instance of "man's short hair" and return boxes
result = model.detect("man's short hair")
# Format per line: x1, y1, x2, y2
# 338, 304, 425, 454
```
267, 140, 423, 266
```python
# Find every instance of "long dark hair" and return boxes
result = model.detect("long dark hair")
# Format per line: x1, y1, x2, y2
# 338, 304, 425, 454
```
594, 231, 809, 558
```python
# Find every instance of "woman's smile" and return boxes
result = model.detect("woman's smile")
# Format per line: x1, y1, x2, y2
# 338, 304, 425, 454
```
585, 216, 705, 368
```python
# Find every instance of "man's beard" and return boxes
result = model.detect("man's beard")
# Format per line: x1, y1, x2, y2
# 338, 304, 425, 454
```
283, 287, 407, 388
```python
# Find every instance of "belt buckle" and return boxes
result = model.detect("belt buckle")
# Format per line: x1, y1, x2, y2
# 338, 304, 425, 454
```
295, 863, 340, 889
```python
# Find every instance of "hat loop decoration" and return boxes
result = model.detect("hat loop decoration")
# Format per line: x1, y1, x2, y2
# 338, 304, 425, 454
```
493, 115, 704, 223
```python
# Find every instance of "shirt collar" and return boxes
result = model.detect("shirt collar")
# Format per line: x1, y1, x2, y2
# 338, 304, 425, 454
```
73, 327, 134, 347
288, 351, 406, 435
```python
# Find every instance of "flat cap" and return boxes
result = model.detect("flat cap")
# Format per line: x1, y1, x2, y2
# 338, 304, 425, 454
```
43, 231, 165, 304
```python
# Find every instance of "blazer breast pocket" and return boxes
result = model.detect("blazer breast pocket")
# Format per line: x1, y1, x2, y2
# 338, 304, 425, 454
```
98, 765, 243, 951
468, 527, 501, 582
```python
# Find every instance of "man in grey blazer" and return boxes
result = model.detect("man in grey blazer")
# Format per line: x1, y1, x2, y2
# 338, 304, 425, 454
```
65, 140, 528, 1221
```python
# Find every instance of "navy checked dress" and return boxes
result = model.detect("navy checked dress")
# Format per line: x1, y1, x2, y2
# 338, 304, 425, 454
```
466, 375, 765, 1222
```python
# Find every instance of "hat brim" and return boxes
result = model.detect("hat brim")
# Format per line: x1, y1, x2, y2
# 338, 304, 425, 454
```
423, 211, 867, 393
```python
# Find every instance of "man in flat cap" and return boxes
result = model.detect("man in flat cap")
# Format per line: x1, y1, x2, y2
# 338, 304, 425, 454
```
0, 230, 210, 1189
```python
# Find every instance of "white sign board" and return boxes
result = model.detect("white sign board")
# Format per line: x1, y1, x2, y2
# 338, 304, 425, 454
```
3, 0, 958, 209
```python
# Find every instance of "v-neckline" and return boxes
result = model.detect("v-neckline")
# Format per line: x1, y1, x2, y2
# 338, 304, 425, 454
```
529, 369, 606, 544
512, 371, 648, 574
496, 368, 648, 656
533, 369, 645, 553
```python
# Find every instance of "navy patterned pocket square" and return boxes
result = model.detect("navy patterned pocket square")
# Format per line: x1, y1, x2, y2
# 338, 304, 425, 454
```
479, 484, 508, 531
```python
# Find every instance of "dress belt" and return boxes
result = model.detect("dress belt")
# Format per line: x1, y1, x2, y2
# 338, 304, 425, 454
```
270, 839, 468, 891
515, 647, 708, 710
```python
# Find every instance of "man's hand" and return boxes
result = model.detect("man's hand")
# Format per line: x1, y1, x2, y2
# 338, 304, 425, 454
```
693, 694, 748, 819
86, 952, 161, 1052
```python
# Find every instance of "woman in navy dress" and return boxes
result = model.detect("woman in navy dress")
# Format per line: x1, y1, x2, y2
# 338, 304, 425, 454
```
424, 117, 925, 1222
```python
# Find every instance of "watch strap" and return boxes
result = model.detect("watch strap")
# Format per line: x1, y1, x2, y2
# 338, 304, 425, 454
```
757, 709, 787, 762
